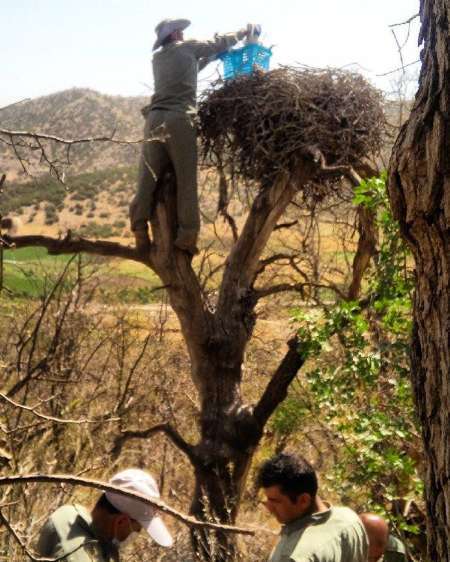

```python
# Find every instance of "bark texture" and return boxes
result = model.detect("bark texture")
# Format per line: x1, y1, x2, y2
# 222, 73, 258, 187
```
388, 2, 450, 559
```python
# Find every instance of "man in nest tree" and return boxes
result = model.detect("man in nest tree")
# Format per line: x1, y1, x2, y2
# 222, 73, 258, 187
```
129, 18, 257, 256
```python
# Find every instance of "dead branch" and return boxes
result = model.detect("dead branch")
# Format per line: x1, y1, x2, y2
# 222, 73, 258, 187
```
0, 127, 166, 182
2, 233, 152, 267
0, 128, 152, 147
253, 281, 347, 301
111, 422, 197, 463
0, 474, 256, 535
0, 392, 120, 426
389, 13, 419, 27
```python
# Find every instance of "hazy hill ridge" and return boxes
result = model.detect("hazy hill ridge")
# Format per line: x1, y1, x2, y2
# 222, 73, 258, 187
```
1, 88, 149, 175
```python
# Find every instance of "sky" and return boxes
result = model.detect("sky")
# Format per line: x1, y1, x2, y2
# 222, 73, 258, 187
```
1, 0, 421, 107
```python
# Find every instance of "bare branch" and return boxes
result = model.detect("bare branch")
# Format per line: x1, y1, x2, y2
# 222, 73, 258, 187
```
0, 127, 166, 182
2, 233, 153, 267
111, 422, 196, 464
376, 59, 420, 77
253, 336, 306, 428
256, 253, 294, 275
0, 128, 158, 148
306, 148, 362, 186
389, 13, 419, 28
253, 281, 347, 301
0, 392, 120, 426
274, 220, 298, 231
0, 474, 256, 535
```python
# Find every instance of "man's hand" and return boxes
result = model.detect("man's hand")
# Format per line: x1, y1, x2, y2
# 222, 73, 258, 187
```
246, 23, 262, 40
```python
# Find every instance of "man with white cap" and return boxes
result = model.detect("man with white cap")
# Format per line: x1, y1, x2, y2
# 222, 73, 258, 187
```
37, 468, 172, 561
129, 18, 255, 255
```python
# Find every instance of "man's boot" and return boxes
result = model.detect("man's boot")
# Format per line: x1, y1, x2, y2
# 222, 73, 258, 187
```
134, 228, 151, 254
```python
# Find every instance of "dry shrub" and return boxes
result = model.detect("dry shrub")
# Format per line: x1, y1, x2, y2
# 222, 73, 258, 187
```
198, 67, 385, 192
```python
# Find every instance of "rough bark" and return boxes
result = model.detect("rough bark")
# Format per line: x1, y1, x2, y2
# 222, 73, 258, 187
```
388, 1, 450, 559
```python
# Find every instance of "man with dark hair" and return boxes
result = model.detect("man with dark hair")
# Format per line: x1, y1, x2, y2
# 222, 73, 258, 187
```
359, 513, 407, 562
37, 469, 172, 561
256, 453, 368, 562
129, 18, 255, 255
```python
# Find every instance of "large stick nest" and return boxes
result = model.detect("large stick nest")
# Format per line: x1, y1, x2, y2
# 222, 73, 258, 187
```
198, 67, 385, 189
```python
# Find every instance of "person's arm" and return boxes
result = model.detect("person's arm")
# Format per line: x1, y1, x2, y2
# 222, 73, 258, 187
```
186, 29, 247, 60
198, 54, 218, 71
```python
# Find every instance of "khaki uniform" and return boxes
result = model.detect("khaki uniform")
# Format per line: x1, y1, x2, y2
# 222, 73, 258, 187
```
130, 33, 240, 243
384, 535, 407, 561
269, 506, 368, 562
37, 504, 119, 562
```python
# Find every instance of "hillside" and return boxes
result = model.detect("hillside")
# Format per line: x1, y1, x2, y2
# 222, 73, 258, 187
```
1, 88, 148, 177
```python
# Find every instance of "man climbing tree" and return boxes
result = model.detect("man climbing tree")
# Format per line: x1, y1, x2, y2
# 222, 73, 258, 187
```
129, 18, 254, 255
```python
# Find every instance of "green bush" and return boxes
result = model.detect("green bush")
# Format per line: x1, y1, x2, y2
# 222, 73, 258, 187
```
282, 174, 422, 532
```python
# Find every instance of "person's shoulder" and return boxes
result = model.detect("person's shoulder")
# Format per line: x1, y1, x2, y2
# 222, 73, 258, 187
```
49, 504, 91, 529
330, 505, 361, 521
49, 504, 80, 520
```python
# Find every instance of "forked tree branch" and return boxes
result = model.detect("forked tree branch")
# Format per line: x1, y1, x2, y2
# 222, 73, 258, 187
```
111, 422, 197, 464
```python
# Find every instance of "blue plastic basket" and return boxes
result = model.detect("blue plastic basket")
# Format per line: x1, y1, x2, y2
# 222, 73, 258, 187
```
219, 44, 272, 79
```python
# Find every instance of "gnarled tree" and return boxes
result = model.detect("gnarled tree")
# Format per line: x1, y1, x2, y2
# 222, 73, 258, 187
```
1, 67, 385, 561
388, 1, 450, 560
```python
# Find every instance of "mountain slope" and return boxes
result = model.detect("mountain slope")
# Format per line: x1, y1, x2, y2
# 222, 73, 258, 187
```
1, 88, 149, 176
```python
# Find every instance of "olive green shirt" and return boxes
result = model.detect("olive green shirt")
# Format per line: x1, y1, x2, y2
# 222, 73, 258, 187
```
36, 504, 119, 562
269, 506, 368, 562
150, 33, 240, 113
384, 534, 407, 561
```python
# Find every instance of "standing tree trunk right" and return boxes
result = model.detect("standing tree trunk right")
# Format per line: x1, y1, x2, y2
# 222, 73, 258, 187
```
388, 1, 450, 560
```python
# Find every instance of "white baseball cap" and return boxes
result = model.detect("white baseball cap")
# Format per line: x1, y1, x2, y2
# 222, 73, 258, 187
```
106, 469, 173, 547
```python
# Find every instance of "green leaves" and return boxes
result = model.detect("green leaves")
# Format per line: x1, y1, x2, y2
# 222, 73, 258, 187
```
278, 173, 422, 524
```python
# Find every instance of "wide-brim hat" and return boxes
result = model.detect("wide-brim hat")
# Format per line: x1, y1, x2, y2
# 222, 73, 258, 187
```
106, 469, 173, 547
153, 18, 191, 51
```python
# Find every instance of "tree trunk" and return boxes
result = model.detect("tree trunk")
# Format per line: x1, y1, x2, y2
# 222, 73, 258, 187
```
189, 442, 256, 561
388, 2, 450, 559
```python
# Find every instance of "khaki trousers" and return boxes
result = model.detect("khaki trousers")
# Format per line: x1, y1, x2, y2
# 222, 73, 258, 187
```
129, 109, 200, 242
